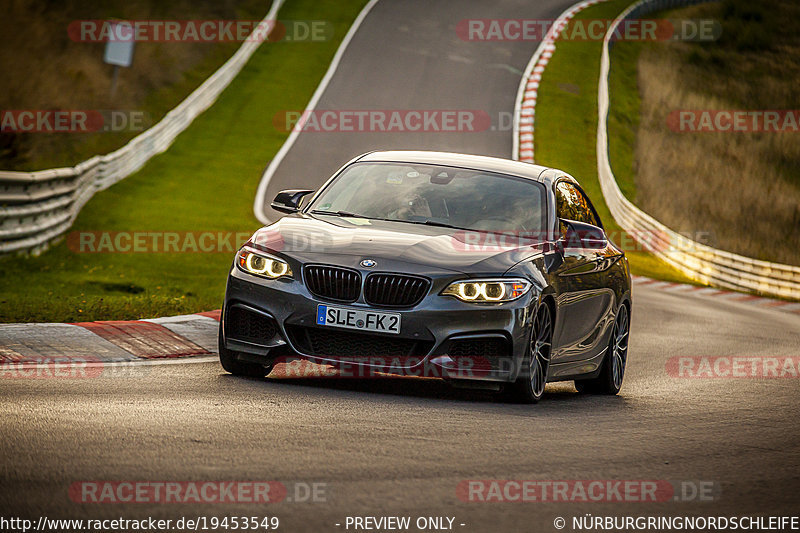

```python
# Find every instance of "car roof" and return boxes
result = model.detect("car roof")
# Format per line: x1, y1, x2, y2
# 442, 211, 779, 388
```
356, 150, 573, 188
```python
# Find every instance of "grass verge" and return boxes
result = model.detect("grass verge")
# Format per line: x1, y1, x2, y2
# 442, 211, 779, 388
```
0, 0, 368, 323
2, 0, 267, 170
609, 0, 800, 266
533, 0, 695, 285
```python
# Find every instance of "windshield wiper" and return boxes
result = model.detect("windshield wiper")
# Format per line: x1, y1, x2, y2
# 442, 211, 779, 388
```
417, 219, 462, 229
386, 218, 470, 231
310, 210, 370, 218
311, 212, 469, 231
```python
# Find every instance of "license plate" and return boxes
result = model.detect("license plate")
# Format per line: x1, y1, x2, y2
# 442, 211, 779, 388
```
316, 304, 400, 334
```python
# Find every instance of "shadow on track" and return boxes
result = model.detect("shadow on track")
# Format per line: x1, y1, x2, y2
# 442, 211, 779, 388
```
217, 366, 634, 414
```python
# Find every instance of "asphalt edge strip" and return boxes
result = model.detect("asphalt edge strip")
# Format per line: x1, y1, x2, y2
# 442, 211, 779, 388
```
0, 312, 221, 364
631, 276, 800, 314
72, 321, 209, 359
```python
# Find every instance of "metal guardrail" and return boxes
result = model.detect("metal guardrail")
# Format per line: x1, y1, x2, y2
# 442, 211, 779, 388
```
0, 0, 284, 255
597, 0, 800, 300
514, 0, 800, 300
513, 0, 604, 163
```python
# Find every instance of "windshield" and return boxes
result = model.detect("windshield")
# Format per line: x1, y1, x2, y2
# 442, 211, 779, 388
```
307, 162, 547, 235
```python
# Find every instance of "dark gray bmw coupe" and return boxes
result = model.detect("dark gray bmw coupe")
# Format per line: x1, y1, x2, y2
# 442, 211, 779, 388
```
219, 151, 631, 402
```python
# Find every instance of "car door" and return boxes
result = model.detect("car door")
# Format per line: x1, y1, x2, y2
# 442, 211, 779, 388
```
549, 179, 617, 365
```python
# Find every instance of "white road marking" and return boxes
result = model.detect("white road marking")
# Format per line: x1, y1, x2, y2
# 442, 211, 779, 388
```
253, 0, 382, 224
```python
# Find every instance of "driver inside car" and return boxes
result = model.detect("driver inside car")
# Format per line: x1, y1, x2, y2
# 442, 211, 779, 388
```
388, 192, 432, 220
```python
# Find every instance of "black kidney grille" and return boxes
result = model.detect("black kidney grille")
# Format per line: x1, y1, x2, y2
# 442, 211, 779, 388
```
304, 265, 361, 302
286, 325, 432, 358
364, 273, 430, 307
226, 306, 278, 344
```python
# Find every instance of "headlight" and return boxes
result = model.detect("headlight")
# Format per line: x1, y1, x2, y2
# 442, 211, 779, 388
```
236, 248, 292, 279
441, 278, 531, 303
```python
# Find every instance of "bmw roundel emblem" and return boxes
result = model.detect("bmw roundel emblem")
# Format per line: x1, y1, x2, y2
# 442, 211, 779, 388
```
360, 259, 377, 268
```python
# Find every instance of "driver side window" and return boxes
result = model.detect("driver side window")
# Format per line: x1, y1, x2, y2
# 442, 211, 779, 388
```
555, 180, 601, 228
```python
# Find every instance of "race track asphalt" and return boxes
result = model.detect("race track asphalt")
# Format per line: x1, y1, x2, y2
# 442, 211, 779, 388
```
261, 0, 577, 220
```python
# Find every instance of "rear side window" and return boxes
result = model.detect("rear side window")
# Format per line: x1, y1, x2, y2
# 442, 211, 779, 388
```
555, 180, 601, 227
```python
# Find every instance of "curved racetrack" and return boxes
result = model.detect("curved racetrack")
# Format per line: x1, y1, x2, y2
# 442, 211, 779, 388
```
3, 0, 799, 530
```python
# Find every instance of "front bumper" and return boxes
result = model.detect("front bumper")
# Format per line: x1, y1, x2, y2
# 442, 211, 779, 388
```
221, 267, 537, 382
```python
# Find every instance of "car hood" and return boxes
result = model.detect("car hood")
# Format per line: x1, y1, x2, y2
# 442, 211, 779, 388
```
248, 214, 548, 275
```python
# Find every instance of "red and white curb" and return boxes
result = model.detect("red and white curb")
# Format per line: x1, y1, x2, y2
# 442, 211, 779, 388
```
632, 276, 800, 315
4, 275, 799, 368
0, 311, 220, 365
515, 0, 607, 162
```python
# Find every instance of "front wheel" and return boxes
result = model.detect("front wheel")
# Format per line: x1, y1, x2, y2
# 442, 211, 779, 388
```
575, 303, 629, 395
506, 303, 552, 404
218, 322, 272, 378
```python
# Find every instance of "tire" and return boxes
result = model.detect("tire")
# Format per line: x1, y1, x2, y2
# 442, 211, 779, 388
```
506, 302, 553, 404
575, 303, 629, 395
218, 321, 272, 378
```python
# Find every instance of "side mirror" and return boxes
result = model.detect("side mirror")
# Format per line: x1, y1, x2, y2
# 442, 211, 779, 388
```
559, 219, 607, 250
271, 189, 314, 214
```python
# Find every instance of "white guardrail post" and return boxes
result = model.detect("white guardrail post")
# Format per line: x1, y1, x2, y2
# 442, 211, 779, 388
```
0, 0, 284, 256
514, 0, 800, 300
